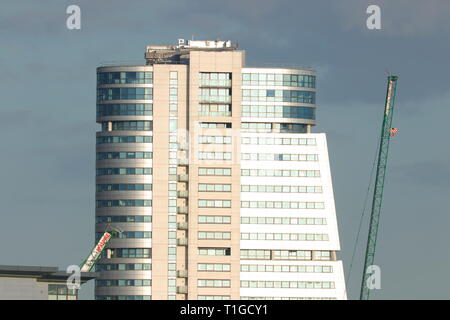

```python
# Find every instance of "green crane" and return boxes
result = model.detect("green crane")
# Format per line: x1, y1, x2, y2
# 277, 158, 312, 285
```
360, 75, 399, 300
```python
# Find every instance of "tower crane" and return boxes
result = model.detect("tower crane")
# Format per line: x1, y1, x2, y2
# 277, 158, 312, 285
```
360, 75, 399, 300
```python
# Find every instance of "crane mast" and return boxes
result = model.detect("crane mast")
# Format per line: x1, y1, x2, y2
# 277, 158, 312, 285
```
360, 75, 399, 300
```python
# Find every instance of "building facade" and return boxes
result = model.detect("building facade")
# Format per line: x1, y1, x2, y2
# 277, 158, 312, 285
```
0, 265, 97, 300
95, 39, 346, 300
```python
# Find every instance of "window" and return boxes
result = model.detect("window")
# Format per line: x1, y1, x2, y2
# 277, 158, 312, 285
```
199, 122, 232, 128
198, 279, 231, 288
199, 184, 231, 192
48, 284, 77, 300
107, 248, 152, 258
96, 216, 152, 223
199, 136, 232, 144
241, 153, 318, 161
198, 152, 232, 160
240, 281, 334, 289
96, 152, 152, 160
96, 136, 152, 144
101, 121, 152, 131
97, 104, 152, 117
240, 122, 307, 133
198, 200, 231, 208
242, 73, 315, 88
199, 104, 232, 117
96, 184, 152, 192
96, 200, 152, 207
97, 72, 153, 85
241, 185, 322, 193
198, 264, 231, 272
96, 168, 152, 176
198, 232, 231, 240
97, 88, 153, 101
241, 105, 315, 120
198, 216, 231, 224
198, 248, 231, 256
240, 216, 326, 225
241, 201, 324, 209
242, 89, 315, 104
241, 137, 316, 146
241, 233, 329, 241
199, 72, 232, 87
241, 169, 320, 177
199, 168, 232, 176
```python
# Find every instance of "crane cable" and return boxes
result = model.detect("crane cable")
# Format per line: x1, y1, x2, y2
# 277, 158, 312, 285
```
344, 134, 381, 298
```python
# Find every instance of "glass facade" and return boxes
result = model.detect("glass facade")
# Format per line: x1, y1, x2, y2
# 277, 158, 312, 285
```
97, 104, 152, 117
242, 73, 315, 88
97, 72, 153, 85
242, 89, 315, 104
97, 88, 153, 101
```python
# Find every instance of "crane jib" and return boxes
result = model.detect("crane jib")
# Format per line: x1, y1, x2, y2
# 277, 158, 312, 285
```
359, 75, 399, 300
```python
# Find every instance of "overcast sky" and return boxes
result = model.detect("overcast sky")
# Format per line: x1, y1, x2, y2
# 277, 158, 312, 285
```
1, 0, 449, 300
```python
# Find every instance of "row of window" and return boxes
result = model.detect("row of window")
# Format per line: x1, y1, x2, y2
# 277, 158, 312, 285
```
199, 88, 231, 103
101, 121, 152, 131
241, 122, 307, 133
106, 248, 151, 258
97, 103, 152, 117
199, 216, 231, 224
198, 296, 230, 300
241, 233, 329, 241
199, 168, 232, 176
241, 105, 315, 120
96, 168, 152, 176
96, 136, 152, 144
96, 152, 152, 160
240, 249, 332, 261
199, 104, 232, 117
96, 184, 152, 192
242, 89, 315, 104
198, 200, 232, 208
198, 263, 231, 272
241, 137, 316, 146
198, 152, 232, 160
96, 279, 151, 287
242, 73, 315, 88
199, 122, 232, 128
97, 88, 153, 102
241, 201, 325, 209
96, 296, 151, 300
241, 264, 333, 273
199, 184, 232, 192
241, 169, 320, 177
199, 135, 232, 144
97, 72, 153, 85
241, 217, 326, 225
242, 297, 335, 300
96, 216, 152, 223
198, 232, 231, 240
96, 263, 151, 271
199, 72, 232, 87
101, 231, 151, 239
241, 281, 334, 289
198, 279, 231, 288
241, 153, 318, 161
198, 248, 231, 256
96, 200, 152, 207
195, 248, 332, 261
241, 185, 322, 193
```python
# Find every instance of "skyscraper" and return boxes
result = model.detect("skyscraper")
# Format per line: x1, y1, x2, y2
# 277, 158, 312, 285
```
95, 39, 346, 300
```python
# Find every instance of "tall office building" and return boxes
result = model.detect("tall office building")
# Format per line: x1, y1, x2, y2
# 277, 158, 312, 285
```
95, 39, 346, 300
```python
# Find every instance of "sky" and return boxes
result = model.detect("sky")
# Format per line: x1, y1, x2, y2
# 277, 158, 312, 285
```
1, 0, 449, 300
